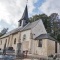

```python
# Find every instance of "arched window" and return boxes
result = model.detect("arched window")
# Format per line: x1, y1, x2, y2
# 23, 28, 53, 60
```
14, 38, 16, 44
23, 34, 26, 41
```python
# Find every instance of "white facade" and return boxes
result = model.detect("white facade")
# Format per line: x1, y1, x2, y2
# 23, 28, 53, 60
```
0, 19, 59, 57
31, 20, 47, 39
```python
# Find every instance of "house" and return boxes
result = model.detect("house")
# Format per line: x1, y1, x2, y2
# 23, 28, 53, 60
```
0, 4, 59, 57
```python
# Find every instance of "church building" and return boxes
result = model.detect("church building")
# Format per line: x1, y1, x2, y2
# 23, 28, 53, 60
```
0, 4, 59, 57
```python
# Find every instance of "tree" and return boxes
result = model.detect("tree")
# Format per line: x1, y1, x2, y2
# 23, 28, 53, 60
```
29, 14, 51, 33
29, 13, 60, 39
0, 28, 8, 37
49, 13, 60, 37
57, 34, 60, 42
49, 13, 60, 53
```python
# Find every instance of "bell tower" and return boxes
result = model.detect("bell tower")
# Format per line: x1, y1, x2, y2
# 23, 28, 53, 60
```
18, 1, 29, 27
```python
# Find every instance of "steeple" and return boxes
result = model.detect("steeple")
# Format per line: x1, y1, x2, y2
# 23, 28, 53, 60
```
21, 5, 28, 21
18, 4, 29, 27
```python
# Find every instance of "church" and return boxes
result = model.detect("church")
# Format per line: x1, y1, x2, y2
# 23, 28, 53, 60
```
0, 4, 59, 57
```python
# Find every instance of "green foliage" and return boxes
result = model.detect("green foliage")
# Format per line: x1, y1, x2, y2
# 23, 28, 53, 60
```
0, 28, 8, 37
57, 34, 60, 42
29, 14, 51, 33
0, 33, 2, 37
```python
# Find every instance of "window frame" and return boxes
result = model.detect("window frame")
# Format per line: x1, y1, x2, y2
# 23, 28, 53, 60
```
14, 38, 16, 44
38, 39, 42, 47
23, 34, 26, 41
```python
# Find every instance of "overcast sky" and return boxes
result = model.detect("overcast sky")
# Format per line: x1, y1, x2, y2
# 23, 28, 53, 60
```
0, 0, 60, 31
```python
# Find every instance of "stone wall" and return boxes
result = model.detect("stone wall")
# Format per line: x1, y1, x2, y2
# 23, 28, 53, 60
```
21, 30, 31, 52
31, 39, 48, 56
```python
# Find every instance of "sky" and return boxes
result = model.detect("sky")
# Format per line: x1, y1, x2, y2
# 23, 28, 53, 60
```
0, 0, 60, 31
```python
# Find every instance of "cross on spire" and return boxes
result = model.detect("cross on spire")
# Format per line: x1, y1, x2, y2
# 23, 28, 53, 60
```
27, 0, 28, 3
18, 0, 29, 27
26, 0, 28, 4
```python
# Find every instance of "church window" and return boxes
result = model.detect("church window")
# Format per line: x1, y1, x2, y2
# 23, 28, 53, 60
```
14, 38, 16, 44
23, 34, 26, 41
30, 33, 33, 39
38, 39, 42, 47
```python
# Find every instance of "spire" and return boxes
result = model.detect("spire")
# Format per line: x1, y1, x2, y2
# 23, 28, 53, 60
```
20, 0, 28, 21
18, 0, 29, 27
20, 5, 28, 21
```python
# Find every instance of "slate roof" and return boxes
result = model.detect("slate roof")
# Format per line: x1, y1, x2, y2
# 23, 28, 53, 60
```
18, 5, 28, 22
35, 34, 57, 41
0, 19, 40, 38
